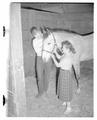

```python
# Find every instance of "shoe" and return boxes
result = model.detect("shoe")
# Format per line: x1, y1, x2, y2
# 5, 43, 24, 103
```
64, 107, 72, 114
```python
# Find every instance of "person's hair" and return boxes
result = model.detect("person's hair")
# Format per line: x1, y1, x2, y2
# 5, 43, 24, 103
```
61, 40, 76, 54
30, 26, 37, 35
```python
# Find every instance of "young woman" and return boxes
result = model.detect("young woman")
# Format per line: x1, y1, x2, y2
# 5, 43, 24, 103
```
51, 40, 76, 114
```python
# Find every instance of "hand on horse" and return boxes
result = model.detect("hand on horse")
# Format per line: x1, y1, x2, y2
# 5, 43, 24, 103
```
56, 48, 63, 56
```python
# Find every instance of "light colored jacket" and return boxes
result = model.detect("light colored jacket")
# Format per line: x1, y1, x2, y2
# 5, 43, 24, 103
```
33, 36, 43, 56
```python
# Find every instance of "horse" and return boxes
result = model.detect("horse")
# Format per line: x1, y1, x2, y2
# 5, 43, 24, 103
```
41, 27, 93, 92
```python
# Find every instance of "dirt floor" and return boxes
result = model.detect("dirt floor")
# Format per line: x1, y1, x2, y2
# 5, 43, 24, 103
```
25, 60, 93, 117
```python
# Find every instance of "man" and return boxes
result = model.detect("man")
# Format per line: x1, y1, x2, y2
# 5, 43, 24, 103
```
30, 26, 51, 98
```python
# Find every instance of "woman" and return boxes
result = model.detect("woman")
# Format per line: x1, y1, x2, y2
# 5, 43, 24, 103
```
51, 40, 76, 114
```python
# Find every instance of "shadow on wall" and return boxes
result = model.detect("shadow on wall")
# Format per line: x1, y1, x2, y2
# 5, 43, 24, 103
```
23, 37, 36, 77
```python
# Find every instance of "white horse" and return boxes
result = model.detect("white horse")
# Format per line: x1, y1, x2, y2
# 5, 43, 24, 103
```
41, 27, 93, 91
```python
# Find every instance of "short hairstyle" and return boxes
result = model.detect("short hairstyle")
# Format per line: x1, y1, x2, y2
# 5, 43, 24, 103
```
30, 26, 37, 34
61, 40, 76, 54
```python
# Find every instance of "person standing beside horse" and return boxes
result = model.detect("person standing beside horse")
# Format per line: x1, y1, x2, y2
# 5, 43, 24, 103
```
30, 26, 52, 98
51, 40, 76, 114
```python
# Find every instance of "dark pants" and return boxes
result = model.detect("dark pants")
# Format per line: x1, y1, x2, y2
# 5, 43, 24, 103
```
36, 56, 52, 95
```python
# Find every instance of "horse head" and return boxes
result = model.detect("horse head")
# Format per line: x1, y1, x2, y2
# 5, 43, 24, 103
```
42, 27, 55, 54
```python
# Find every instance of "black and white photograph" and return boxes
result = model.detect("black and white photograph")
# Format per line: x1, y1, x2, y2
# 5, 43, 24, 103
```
0, 1, 94, 117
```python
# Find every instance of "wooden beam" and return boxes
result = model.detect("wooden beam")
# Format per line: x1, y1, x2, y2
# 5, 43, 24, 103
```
10, 3, 26, 116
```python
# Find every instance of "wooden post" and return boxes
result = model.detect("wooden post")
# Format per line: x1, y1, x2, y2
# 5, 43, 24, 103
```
10, 3, 26, 116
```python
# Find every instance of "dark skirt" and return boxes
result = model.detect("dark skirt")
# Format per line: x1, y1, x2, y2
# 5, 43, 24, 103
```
57, 69, 73, 102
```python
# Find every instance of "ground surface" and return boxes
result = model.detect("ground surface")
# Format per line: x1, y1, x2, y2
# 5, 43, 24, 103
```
25, 60, 93, 117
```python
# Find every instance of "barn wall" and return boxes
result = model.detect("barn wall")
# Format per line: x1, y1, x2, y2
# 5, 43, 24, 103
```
21, 5, 93, 77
